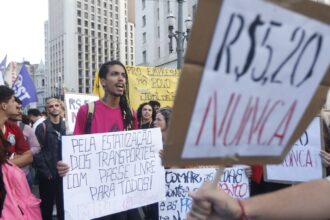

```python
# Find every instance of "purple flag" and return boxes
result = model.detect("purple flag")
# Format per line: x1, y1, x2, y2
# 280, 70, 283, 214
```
0, 55, 7, 85
12, 65, 38, 107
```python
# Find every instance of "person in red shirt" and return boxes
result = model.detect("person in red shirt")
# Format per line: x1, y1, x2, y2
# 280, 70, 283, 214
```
57, 60, 141, 220
0, 86, 32, 167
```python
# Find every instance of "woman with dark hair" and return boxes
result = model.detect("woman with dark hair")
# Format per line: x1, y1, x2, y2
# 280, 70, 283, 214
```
143, 107, 172, 220
154, 107, 172, 144
137, 102, 156, 129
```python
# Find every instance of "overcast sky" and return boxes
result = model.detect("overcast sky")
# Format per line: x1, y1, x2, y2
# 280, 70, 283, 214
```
0, 0, 48, 64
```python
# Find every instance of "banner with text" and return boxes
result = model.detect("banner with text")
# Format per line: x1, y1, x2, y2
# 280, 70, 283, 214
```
159, 166, 249, 220
126, 66, 181, 110
62, 128, 166, 220
265, 117, 324, 183
180, 0, 330, 160
64, 93, 99, 134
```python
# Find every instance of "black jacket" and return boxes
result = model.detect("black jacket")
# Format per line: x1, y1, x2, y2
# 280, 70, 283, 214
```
34, 118, 66, 179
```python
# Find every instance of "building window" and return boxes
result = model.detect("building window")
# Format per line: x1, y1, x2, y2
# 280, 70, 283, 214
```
158, 47, 161, 58
157, 8, 160, 20
143, 51, 147, 63
157, 26, 160, 38
142, 0, 146, 9
143, 32, 146, 43
142, 15, 146, 27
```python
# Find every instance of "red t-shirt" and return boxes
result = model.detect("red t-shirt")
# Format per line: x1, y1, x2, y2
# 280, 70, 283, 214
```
4, 121, 29, 154
74, 100, 138, 135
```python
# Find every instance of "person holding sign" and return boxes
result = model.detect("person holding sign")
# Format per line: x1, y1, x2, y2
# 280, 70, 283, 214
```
187, 177, 330, 220
57, 60, 141, 220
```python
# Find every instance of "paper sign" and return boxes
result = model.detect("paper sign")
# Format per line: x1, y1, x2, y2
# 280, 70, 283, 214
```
179, 0, 330, 160
159, 167, 249, 219
265, 117, 325, 183
64, 93, 99, 134
62, 128, 165, 220
126, 66, 181, 110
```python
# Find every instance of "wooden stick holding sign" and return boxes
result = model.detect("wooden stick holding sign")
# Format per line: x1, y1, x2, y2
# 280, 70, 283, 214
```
164, 0, 330, 168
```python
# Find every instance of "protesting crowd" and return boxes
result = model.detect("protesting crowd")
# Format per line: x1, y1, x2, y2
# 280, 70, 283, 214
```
0, 0, 330, 218
0, 60, 174, 219
0, 59, 330, 220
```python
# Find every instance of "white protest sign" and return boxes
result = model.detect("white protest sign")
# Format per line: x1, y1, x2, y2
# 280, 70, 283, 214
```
159, 166, 249, 220
265, 117, 324, 183
182, 0, 330, 158
62, 128, 165, 220
64, 93, 99, 134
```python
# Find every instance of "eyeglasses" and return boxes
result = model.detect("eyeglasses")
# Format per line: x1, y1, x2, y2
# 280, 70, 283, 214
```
48, 104, 60, 109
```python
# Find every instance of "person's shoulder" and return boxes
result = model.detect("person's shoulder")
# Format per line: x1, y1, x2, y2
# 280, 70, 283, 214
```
5, 121, 20, 130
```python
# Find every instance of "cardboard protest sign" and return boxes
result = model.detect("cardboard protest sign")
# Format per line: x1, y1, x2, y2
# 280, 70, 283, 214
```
165, 0, 330, 167
159, 166, 249, 219
62, 128, 165, 220
64, 93, 99, 134
126, 66, 181, 110
264, 117, 326, 183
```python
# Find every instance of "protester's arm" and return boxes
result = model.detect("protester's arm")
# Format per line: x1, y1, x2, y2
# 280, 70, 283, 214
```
188, 178, 330, 220
10, 150, 33, 167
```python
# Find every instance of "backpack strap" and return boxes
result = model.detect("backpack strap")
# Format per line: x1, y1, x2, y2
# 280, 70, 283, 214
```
85, 102, 95, 134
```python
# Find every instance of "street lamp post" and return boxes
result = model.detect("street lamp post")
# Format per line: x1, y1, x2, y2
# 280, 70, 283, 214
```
167, 0, 192, 69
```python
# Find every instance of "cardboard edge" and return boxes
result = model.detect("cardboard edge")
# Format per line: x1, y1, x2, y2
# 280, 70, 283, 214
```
184, 0, 223, 65
264, 116, 326, 184
282, 85, 328, 161
164, 63, 204, 167
164, 0, 330, 167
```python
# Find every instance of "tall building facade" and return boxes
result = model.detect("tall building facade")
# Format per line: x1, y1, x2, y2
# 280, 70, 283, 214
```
135, 0, 198, 68
46, 0, 135, 96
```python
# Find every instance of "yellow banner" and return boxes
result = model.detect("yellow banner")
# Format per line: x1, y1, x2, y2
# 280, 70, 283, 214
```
92, 66, 181, 110
126, 66, 181, 110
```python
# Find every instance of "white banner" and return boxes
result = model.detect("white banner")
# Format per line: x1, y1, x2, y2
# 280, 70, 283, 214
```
64, 93, 99, 134
159, 166, 249, 220
62, 128, 166, 220
265, 117, 324, 182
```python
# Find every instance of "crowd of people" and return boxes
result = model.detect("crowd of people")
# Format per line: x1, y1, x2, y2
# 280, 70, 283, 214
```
0, 60, 330, 220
